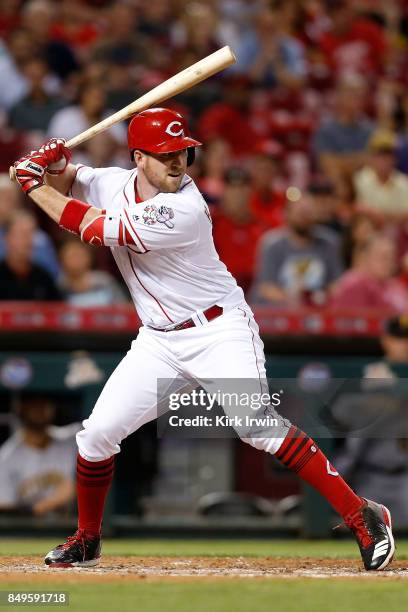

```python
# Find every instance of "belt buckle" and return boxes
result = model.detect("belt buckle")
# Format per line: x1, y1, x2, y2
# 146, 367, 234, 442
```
175, 318, 193, 331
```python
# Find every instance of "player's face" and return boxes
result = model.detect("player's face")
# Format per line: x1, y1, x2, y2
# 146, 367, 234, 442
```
136, 149, 188, 193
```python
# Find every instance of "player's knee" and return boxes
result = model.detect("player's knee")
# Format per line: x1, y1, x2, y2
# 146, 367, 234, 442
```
76, 422, 122, 460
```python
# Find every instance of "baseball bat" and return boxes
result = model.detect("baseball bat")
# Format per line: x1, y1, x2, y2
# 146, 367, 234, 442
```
9, 45, 236, 181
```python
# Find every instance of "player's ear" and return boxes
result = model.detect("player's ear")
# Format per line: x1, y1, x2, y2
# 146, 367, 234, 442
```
133, 150, 143, 166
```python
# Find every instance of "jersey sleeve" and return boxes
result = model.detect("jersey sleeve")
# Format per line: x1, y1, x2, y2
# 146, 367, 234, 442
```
117, 192, 199, 252
70, 165, 125, 210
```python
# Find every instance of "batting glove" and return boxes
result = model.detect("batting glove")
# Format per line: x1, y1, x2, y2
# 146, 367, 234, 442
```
37, 137, 72, 175
13, 154, 47, 194
13, 138, 72, 194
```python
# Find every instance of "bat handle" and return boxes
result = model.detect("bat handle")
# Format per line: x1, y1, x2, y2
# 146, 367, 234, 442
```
9, 166, 16, 182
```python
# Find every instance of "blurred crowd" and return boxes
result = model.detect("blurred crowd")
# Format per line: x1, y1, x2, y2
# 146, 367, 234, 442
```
3, 0, 408, 309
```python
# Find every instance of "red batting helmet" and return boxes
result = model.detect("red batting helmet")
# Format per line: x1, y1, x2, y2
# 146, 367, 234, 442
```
128, 107, 202, 166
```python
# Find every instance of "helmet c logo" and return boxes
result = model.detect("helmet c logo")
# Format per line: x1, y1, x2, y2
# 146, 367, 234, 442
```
165, 121, 184, 137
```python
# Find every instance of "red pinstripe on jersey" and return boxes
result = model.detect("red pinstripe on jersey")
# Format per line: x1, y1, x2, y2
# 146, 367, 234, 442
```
126, 251, 174, 323
122, 207, 149, 252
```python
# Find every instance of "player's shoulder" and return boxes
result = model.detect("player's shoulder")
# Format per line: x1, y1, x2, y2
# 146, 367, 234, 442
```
74, 166, 136, 204
76, 164, 133, 183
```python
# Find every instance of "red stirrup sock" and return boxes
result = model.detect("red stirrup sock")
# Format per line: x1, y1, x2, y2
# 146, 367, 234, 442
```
76, 454, 114, 537
275, 426, 363, 519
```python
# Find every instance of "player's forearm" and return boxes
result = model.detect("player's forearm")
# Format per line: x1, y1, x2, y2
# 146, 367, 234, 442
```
45, 163, 77, 196
29, 184, 99, 231
15, 151, 136, 248
29, 184, 70, 223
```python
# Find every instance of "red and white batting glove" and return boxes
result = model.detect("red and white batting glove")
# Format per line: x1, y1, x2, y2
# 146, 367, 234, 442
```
38, 137, 72, 175
13, 154, 48, 194
13, 138, 72, 194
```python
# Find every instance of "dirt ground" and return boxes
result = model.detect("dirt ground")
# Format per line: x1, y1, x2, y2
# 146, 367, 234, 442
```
0, 556, 407, 581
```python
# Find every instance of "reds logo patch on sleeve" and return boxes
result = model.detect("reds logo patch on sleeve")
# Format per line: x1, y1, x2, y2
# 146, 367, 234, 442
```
142, 204, 175, 228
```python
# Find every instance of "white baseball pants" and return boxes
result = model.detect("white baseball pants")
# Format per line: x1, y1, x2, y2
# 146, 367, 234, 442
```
76, 304, 292, 461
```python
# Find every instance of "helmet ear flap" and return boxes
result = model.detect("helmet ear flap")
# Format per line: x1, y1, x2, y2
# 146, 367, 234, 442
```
187, 147, 195, 166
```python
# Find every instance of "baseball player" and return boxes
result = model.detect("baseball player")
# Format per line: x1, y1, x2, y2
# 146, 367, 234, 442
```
13, 108, 394, 571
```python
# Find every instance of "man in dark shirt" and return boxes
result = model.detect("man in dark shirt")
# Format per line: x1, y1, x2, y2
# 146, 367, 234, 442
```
312, 75, 374, 195
0, 211, 61, 301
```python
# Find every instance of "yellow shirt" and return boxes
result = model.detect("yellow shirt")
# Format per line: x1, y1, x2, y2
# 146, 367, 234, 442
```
354, 167, 408, 214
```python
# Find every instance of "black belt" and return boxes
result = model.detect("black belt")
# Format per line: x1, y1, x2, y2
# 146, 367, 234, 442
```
152, 305, 223, 332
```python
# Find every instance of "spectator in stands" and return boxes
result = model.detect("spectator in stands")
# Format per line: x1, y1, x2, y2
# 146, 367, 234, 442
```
248, 142, 286, 228
21, 0, 79, 81
169, 4, 224, 116
0, 0, 21, 39
332, 315, 408, 528
312, 74, 374, 195
0, 173, 21, 229
234, 0, 307, 89
341, 212, 378, 268
8, 56, 66, 134
91, 2, 148, 70
138, 0, 172, 44
331, 235, 408, 311
212, 167, 266, 294
0, 181, 60, 279
0, 28, 36, 110
0, 210, 61, 301
49, 0, 101, 55
252, 191, 343, 306
308, 179, 344, 235
104, 60, 142, 114
47, 81, 126, 149
318, 0, 388, 81
172, 2, 220, 65
88, 131, 130, 169
0, 393, 78, 517
217, 0, 266, 53
21, 0, 54, 40
77, 132, 130, 171
197, 75, 259, 157
354, 130, 408, 221
58, 239, 128, 306
198, 138, 232, 206
395, 91, 408, 175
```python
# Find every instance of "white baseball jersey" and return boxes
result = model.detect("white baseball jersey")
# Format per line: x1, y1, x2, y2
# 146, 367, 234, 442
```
71, 165, 244, 328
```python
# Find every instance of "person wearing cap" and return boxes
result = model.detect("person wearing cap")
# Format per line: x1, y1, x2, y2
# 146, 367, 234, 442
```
331, 315, 408, 529
212, 167, 266, 293
354, 130, 408, 221
0, 394, 79, 517
248, 141, 286, 228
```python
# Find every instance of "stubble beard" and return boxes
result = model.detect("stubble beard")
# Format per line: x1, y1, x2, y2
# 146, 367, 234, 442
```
156, 173, 185, 193
144, 165, 184, 194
